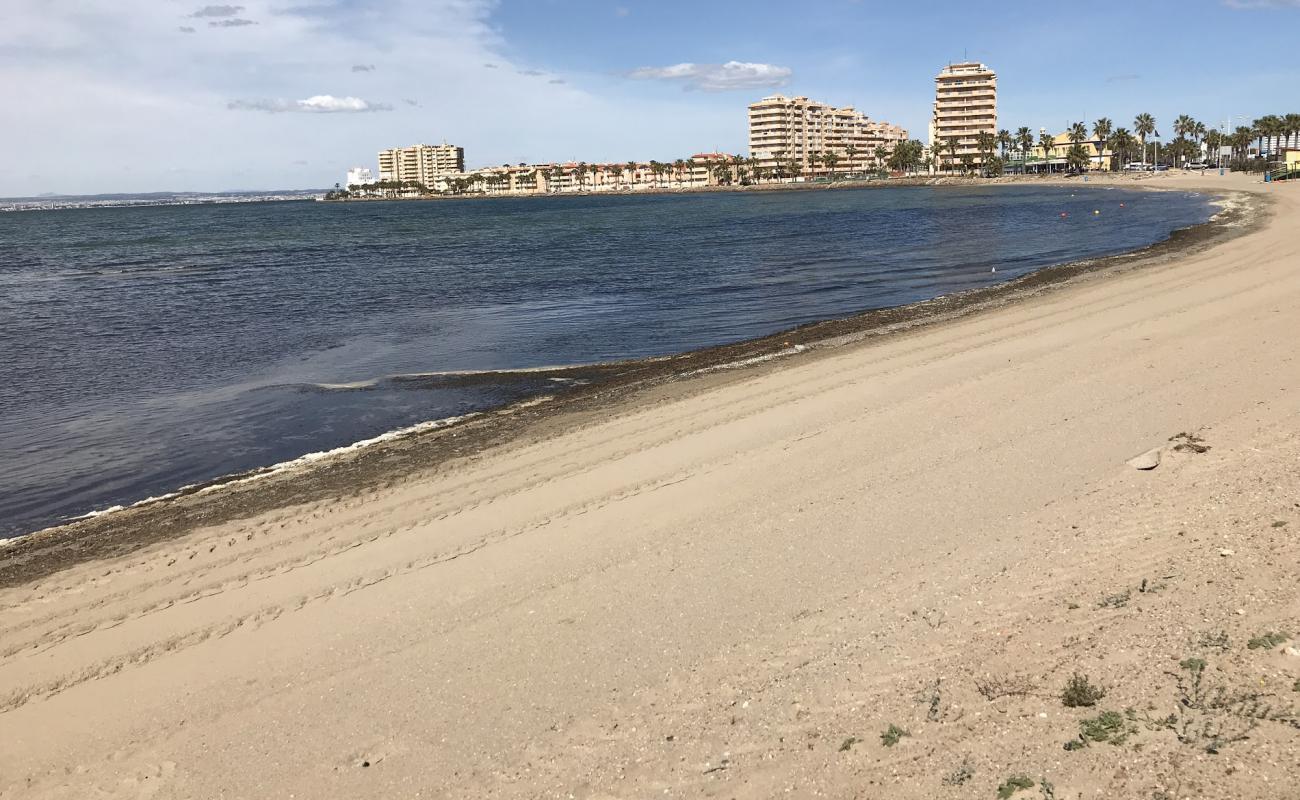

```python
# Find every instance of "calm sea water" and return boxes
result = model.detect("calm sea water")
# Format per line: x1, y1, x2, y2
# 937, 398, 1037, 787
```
0, 185, 1214, 537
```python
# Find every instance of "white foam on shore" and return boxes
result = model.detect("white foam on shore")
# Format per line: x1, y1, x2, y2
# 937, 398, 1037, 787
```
681, 344, 808, 377
1, 411, 484, 544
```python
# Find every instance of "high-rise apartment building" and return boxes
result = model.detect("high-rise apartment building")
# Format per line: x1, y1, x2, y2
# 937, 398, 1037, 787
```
377, 143, 465, 185
929, 62, 997, 168
748, 95, 908, 174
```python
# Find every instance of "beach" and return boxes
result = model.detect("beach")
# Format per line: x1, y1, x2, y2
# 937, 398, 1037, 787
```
2, 171, 1298, 798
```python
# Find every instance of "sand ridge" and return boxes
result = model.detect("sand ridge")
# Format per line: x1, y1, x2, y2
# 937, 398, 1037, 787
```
2, 171, 1298, 799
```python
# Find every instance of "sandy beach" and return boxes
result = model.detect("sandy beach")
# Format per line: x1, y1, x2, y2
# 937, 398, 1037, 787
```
3, 171, 1298, 798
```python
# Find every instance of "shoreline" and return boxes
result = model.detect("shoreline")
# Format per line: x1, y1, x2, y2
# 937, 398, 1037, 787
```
0, 178, 1263, 588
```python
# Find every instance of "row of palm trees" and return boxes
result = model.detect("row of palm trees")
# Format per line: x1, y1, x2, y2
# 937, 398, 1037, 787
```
427, 147, 930, 196
931, 111, 1300, 177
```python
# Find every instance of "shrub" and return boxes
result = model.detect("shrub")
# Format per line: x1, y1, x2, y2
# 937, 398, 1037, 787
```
996, 774, 1035, 799
880, 724, 909, 747
1062, 673, 1106, 707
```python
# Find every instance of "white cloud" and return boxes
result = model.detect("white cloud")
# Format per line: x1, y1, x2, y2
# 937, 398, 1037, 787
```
191, 5, 245, 17
228, 95, 392, 113
628, 61, 791, 92
0, 0, 755, 195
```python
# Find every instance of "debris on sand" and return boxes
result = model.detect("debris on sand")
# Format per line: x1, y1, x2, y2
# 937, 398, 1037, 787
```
1127, 447, 1162, 470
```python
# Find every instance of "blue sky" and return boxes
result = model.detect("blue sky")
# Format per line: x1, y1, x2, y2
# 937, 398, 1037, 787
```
2, 0, 1297, 195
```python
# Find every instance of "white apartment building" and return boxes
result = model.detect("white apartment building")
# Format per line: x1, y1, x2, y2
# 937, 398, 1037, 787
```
377, 143, 465, 185
748, 95, 909, 175
345, 167, 375, 187
929, 62, 998, 169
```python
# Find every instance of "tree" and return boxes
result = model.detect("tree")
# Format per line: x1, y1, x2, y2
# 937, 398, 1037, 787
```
997, 129, 1012, 159
1092, 118, 1113, 170
1134, 113, 1156, 163
1066, 143, 1090, 173
945, 136, 960, 174
1229, 125, 1252, 159
845, 144, 859, 176
1038, 131, 1057, 173
1261, 114, 1286, 156
887, 140, 924, 174
1204, 129, 1223, 163
1015, 127, 1034, 173
1284, 113, 1300, 151
731, 154, 746, 184
822, 151, 840, 179
976, 132, 997, 175
1108, 128, 1135, 169
870, 145, 886, 174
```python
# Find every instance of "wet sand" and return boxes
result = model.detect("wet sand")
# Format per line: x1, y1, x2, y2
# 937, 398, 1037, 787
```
3, 171, 1299, 799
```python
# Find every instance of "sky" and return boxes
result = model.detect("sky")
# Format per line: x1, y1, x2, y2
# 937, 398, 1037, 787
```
2, 0, 1298, 196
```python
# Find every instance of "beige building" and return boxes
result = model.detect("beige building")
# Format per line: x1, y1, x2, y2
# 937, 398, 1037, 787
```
929, 62, 997, 169
377, 143, 465, 185
1028, 131, 1112, 172
748, 95, 909, 176
439, 154, 742, 196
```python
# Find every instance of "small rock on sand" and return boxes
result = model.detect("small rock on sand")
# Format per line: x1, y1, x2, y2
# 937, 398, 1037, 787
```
1127, 448, 1162, 470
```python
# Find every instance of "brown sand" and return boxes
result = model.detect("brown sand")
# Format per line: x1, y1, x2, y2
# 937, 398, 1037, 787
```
2, 171, 1298, 799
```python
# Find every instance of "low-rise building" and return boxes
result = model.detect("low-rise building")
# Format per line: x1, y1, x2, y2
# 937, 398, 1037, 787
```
1024, 132, 1112, 172
439, 154, 747, 196
345, 167, 375, 187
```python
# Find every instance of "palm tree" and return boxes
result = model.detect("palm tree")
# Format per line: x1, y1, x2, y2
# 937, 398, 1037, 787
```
1254, 115, 1285, 156
874, 145, 888, 173
1092, 118, 1113, 170
1204, 130, 1223, 164
1134, 113, 1156, 163
997, 129, 1012, 162
1284, 113, 1300, 150
1066, 144, 1090, 173
625, 161, 638, 187
1038, 131, 1056, 173
975, 132, 997, 176
1108, 128, 1135, 169
822, 151, 839, 179
730, 154, 746, 184
1015, 127, 1033, 172
1231, 126, 1254, 160
844, 144, 859, 176
945, 136, 960, 174
609, 164, 623, 189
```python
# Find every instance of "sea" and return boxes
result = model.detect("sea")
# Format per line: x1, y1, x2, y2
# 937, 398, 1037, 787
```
0, 185, 1216, 538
